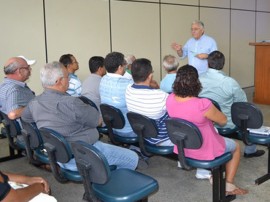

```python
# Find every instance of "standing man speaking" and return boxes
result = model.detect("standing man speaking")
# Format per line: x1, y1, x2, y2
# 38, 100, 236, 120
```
172, 20, 217, 74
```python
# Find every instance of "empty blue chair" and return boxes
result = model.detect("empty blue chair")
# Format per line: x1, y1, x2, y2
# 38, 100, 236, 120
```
127, 112, 173, 157
165, 118, 236, 202
71, 141, 159, 202
232, 102, 270, 185
100, 104, 138, 145
39, 127, 82, 183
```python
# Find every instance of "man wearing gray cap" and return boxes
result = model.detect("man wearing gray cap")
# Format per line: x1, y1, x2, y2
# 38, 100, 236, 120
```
0, 56, 35, 119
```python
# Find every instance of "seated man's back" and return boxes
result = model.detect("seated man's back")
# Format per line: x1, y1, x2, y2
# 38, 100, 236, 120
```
100, 52, 136, 137
126, 58, 172, 146
160, 55, 179, 93
199, 51, 247, 129
82, 56, 106, 115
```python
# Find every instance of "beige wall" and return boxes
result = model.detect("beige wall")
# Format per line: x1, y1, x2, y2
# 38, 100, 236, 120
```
1, 0, 270, 94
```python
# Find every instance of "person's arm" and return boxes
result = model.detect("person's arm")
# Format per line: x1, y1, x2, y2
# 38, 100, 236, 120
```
196, 53, 208, 59
7, 107, 25, 120
171, 42, 183, 57
3, 184, 45, 202
2, 173, 50, 202
150, 80, 160, 89
204, 104, 227, 126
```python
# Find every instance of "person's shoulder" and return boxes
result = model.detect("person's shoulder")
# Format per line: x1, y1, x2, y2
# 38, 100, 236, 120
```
197, 97, 212, 110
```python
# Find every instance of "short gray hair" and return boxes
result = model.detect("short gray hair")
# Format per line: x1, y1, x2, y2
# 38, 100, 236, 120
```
125, 54, 135, 65
40, 61, 64, 87
4, 61, 20, 74
163, 55, 179, 71
192, 20, 205, 29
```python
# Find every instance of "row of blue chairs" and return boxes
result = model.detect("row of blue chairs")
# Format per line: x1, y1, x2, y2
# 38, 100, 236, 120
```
1, 99, 269, 202
99, 102, 235, 202
100, 100, 270, 201
0, 105, 159, 202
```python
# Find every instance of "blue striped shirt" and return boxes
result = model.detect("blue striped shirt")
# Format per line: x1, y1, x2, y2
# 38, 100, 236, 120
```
100, 73, 136, 137
66, 73, 82, 97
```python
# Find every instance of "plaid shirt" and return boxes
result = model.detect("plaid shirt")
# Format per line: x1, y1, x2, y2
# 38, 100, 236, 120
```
0, 78, 35, 114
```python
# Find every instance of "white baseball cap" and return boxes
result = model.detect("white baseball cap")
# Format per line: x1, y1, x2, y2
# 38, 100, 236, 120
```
17, 55, 36, 65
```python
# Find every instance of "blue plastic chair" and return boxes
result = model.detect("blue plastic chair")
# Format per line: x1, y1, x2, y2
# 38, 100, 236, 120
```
39, 127, 82, 183
100, 104, 138, 145
165, 118, 236, 202
71, 141, 159, 202
127, 112, 173, 157
21, 120, 49, 166
0, 111, 25, 161
232, 102, 270, 185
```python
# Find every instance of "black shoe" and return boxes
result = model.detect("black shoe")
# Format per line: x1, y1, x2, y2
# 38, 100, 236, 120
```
244, 150, 265, 158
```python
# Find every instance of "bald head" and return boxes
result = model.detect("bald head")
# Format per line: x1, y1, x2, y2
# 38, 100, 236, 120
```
4, 57, 28, 75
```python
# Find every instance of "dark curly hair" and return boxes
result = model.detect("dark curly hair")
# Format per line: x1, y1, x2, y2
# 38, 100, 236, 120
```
173, 64, 202, 97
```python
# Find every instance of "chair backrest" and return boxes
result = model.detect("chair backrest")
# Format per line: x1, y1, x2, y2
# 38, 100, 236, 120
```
0, 111, 21, 138
79, 96, 99, 111
165, 118, 203, 170
127, 111, 160, 156
231, 102, 263, 145
100, 104, 125, 129
21, 120, 43, 149
0, 111, 25, 151
71, 141, 110, 184
39, 127, 73, 163
127, 112, 158, 139
231, 102, 263, 129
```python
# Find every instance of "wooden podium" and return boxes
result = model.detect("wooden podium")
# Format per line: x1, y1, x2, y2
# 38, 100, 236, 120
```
249, 42, 270, 105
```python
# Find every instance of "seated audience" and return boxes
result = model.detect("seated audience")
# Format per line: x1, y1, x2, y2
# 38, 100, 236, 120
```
125, 58, 172, 146
199, 51, 264, 158
59, 54, 82, 97
160, 55, 179, 93
22, 61, 139, 171
123, 54, 160, 89
0, 56, 35, 120
123, 54, 136, 79
0, 171, 50, 202
99, 52, 137, 137
81, 56, 106, 124
166, 64, 248, 195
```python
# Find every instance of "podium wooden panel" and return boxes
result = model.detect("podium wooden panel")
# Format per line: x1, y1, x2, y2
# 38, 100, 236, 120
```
249, 42, 270, 105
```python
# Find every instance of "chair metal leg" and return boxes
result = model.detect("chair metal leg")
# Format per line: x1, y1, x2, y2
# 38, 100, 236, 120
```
255, 146, 270, 185
212, 167, 220, 202
219, 164, 236, 202
212, 165, 236, 202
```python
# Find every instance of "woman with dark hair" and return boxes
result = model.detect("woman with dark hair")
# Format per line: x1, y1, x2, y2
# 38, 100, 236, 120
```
166, 64, 248, 195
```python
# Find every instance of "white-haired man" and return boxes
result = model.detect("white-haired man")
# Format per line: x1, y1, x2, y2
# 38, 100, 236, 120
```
22, 61, 139, 171
160, 55, 179, 93
171, 20, 217, 74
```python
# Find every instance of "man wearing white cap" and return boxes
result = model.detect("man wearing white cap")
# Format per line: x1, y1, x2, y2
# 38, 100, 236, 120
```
0, 56, 35, 119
